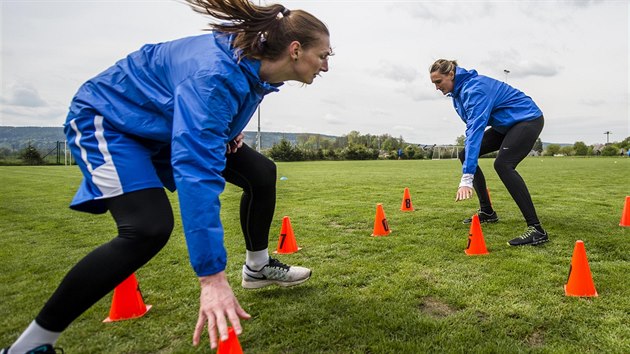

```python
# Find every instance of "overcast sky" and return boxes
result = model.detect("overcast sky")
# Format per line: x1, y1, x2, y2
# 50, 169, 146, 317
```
1, 0, 628, 145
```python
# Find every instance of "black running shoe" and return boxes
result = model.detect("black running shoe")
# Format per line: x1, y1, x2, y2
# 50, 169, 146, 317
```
462, 210, 499, 224
1, 345, 63, 354
508, 226, 549, 246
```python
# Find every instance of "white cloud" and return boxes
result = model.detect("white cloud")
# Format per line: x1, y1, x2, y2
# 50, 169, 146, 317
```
323, 113, 344, 125
2, 83, 47, 107
1, 0, 628, 145
0, 105, 67, 127
579, 99, 605, 106
371, 60, 420, 84
396, 2, 494, 23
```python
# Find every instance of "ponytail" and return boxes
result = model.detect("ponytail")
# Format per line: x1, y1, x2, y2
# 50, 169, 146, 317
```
185, 0, 329, 60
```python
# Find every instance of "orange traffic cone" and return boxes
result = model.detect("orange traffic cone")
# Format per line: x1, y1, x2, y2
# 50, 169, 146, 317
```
620, 196, 630, 227
564, 240, 598, 297
103, 273, 152, 322
274, 216, 301, 254
400, 187, 415, 211
372, 203, 391, 236
465, 214, 489, 255
217, 327, 244, 354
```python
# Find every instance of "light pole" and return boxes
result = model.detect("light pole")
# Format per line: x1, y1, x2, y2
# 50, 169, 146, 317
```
604, 131, 612, 144
256, 106, 261, 152
503, 69, 510, 83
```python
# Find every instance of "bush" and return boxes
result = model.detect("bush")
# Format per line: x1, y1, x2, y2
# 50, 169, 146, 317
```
268, 139, 304, 161
325, 149, 338, 160
574, 141, 588, 156
560, 146, 575, 156
601, 145, 619, 156
18, 144, 44, 165
544, 144, 561, 156
404, 145, 425, 160
340, 144, 378, 160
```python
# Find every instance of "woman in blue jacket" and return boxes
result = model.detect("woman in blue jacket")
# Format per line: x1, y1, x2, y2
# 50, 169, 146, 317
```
3, 1, 332, 353
429, 59, 548, 247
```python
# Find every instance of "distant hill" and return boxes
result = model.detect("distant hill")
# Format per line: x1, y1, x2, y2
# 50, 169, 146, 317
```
0, 126, 571, 151
0, 127, 66, 150
0, 126, 337, 151
240, 130, 339, 150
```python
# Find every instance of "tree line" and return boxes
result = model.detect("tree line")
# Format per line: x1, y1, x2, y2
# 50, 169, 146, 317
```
542, 137, 630, 157
267, 131, 429, 161
268, 132, 630, 162
2, 132, 629, 165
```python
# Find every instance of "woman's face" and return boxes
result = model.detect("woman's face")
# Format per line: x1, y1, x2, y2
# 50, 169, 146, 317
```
430, 70, 455, 95
293, 36, 331, 84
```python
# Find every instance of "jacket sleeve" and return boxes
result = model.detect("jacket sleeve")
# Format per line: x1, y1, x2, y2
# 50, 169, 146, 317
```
462, 87, 492, 175
171, 73, 242, 277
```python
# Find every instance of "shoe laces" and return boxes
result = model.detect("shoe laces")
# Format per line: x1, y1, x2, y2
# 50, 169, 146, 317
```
518, 226, 537, 239
266, 257, 290, 271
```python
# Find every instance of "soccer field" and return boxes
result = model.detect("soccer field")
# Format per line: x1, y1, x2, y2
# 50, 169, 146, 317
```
1, 158, 629, 353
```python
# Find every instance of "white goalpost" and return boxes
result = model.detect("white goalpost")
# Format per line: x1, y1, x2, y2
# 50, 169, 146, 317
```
431, 145, 463, 160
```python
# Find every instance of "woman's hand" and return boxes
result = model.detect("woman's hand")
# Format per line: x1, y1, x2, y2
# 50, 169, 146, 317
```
193, 271, 251, 349
226, 133, 245, 154
455, 186, 474, 201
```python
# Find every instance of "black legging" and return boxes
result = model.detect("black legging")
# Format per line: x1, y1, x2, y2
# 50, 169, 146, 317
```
223, 143, 276, 251
458, 116, 544, 226
36, 188, 173, 332
36, 143, 276, 331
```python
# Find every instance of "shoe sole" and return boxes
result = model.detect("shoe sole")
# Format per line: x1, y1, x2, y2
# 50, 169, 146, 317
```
507, 238, 549, 246
242, 273, 311, 289
462, 218, 499, 225
532, 238, 549, 246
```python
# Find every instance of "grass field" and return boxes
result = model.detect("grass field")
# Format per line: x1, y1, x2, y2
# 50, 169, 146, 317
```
1, 158, 629, 353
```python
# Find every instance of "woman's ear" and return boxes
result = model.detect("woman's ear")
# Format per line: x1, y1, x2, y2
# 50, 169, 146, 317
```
289, 41, 301, 61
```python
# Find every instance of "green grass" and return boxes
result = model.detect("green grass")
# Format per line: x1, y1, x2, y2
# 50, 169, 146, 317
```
1, 158, 629, 353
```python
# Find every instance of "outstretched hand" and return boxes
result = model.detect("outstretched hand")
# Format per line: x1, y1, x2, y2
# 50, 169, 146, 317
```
193, 271, 251, 349
455, 186, 474, 202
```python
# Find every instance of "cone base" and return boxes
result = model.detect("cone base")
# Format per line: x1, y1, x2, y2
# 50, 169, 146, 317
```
371, 231, 392, 237
465, 249, 489, 256
273, 247, 302, 254
564, 285, 598, 297
103, 304, 152, 323
620, 222, 630, 227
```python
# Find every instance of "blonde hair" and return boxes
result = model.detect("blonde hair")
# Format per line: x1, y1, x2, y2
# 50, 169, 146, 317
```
429, 59, 458, 75
185, 0, 329, 60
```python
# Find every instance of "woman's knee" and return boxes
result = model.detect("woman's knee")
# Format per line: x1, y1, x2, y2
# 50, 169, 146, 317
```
142, 214, 174, 248
494, 158, 515, 175
115, 206, 174, 254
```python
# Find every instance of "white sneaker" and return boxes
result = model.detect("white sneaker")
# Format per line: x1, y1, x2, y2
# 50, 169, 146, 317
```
242, 257, 311, 289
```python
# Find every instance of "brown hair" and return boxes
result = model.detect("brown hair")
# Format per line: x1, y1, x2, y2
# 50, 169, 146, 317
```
185, 0, 329, 60
429, 59, 458, 75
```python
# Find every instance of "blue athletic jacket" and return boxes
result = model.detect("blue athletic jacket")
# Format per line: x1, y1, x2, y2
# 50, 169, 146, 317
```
450, 67, 542, 175
67, 32, 280, 276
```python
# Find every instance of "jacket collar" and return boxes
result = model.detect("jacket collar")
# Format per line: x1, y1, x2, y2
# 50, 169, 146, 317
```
451, 66, 477, 97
